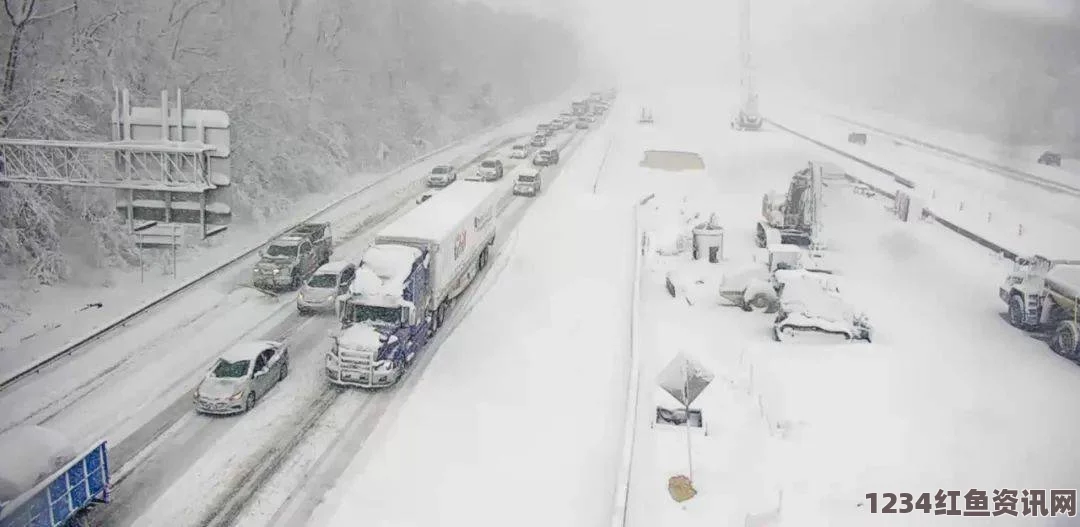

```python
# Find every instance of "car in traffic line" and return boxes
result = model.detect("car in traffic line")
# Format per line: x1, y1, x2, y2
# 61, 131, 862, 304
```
469, 158, 504, 181
513, 168, 543, 197
297, 261, 357, 314
575, 119, 590, 129
426, 165, 457, 187
530, 134, 547, 147
194, 341, 290, 415
533, 148, 560, 166
510, 144, 529, 159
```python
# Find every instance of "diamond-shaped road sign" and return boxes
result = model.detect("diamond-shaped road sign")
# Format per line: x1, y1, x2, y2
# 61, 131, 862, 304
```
657, 352, 714, 406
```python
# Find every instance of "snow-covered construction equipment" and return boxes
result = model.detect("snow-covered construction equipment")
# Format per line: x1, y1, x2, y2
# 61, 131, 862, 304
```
773, 270, 873, 343
1001, 255, 1080, 357
756, 162, 826, 249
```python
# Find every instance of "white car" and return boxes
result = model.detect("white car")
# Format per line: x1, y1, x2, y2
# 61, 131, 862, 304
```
297, 261, 356, 314
472, 158, 504, 181
194, 341, 290, 415
426, 165, 456, 187
510, 144, 529, 159
512, 168, 543, 197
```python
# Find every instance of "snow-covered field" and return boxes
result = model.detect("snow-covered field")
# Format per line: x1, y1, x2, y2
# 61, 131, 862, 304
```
620, 90, 1080, 526
305, 104, 633, 527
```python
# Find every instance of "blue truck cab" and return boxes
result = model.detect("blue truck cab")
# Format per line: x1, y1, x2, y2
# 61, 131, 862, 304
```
327, 244, 432, 388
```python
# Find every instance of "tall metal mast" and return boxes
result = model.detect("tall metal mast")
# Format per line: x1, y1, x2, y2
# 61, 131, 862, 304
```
734, 0, 763, 130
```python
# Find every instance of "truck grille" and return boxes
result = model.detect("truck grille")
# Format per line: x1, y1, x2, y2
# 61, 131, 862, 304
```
340, 349, 375, 368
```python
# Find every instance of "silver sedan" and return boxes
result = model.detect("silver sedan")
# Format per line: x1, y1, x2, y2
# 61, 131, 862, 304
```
194, 341, 289, 415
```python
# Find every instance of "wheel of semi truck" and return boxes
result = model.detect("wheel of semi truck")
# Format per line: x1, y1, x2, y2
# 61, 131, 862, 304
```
1008, 295, 1028, 329
479, 247, 489, 270
1052, 321, 1080, 359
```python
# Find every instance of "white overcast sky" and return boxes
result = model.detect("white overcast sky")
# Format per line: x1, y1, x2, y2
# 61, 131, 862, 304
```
464, 0, 1076, 84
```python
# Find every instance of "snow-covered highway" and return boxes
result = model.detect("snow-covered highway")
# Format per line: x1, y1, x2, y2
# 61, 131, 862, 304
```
71, 107, 596, 526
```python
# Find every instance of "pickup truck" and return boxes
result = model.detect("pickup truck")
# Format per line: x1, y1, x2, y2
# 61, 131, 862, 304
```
0, 426, 109, 527
253, 222, 333, 291
328, 181, 499, 388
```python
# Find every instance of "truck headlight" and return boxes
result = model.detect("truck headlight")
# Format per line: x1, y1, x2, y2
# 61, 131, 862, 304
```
375, 360, 395, 373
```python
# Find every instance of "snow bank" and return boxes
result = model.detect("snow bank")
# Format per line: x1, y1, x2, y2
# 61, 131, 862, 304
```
0, 426, 76, 503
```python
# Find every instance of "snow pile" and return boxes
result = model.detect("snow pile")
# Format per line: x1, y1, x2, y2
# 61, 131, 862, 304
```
337, 323, 384, 351
777, 275, 859, 333
351, 244, 421, 302
0, 426, 76, 503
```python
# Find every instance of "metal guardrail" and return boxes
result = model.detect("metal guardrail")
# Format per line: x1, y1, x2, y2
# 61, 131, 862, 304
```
609, 193, 652, 527
0, 100, 559, 392
830, 114, 1080, 198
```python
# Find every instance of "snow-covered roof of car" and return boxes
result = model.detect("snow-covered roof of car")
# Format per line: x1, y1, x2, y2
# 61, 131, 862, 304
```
220, 341, 278, 361
377, 182, 497, 244
512, 144, 527, 148
516, 168, 540, 178
315, 260, 354, 275
270, 236, 304, 246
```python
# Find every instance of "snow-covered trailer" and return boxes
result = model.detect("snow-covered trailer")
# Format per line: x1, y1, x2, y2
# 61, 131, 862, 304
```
328, 181, 499, 388
0, 427, 109, 527
374, 181, 499, 321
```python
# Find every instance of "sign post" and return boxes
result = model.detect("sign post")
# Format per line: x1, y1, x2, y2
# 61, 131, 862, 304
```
656, 352, 715, 484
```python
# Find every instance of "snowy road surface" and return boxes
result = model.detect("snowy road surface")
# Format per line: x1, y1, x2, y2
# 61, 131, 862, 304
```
305, 109, 632, 527
621, 89, 1080, 526
92, 121, 593, 525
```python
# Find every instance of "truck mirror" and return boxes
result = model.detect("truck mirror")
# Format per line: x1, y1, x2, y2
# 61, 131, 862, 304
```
401, 307, 410, 324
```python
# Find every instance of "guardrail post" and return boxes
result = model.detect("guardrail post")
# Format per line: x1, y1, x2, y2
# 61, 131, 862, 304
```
987, 212, 992, 223
958, 201, 964, 211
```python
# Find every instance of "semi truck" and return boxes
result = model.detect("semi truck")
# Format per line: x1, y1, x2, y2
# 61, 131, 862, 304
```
0, 426, 109, 527
1001, 255, 1080, 357
326, 181, 500, 388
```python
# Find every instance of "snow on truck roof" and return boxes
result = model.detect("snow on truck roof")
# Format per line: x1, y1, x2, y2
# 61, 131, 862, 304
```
376, 181, 497, 244
350, 244, 423, 301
